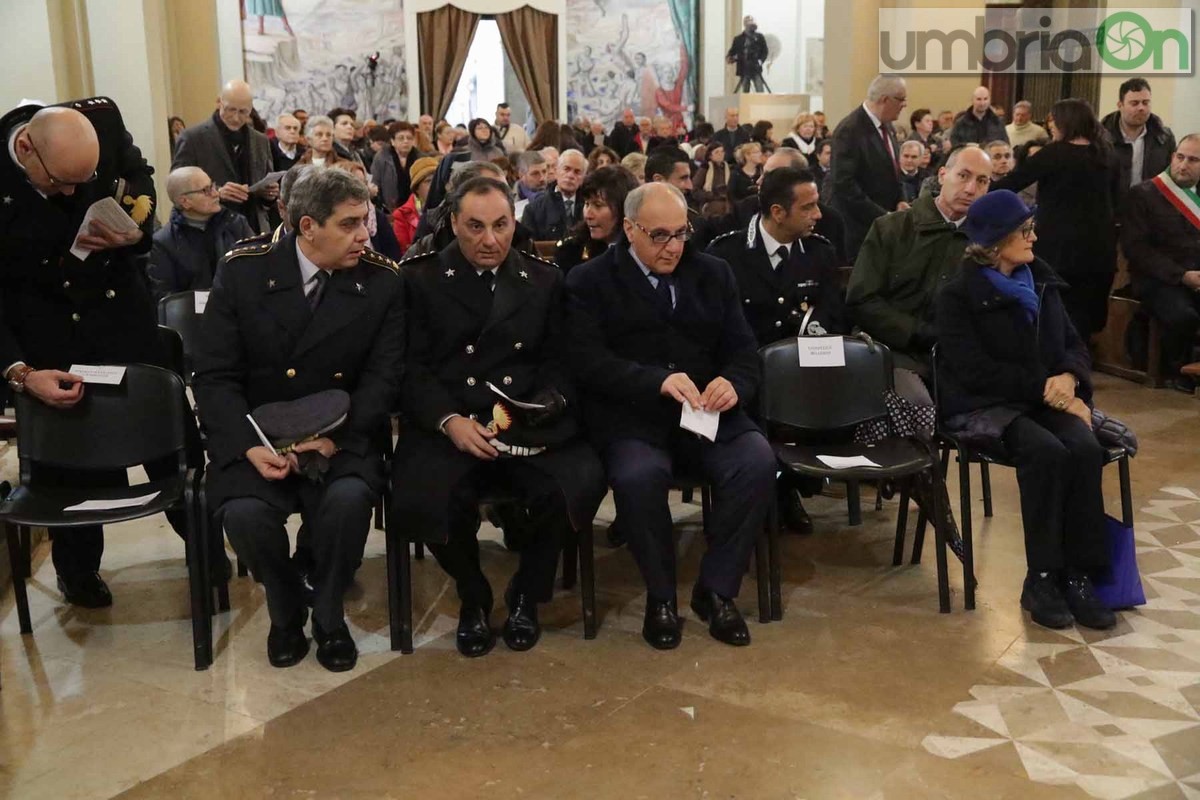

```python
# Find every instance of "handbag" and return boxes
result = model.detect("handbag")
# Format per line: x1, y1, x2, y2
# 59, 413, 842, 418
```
1092, 514, 1146, 610
1091, 408, 1138, 457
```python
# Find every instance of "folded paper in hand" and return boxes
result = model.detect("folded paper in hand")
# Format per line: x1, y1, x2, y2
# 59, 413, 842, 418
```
248, 171, 287, 193
71, 197, 140, 260
65, 492, 160, 512
680, 404, 719, 442
69, 364, 127, 385
487, 381, 547, 410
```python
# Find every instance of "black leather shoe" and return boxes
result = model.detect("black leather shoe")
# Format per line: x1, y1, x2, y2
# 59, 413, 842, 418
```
690, 585, 750, 647
606, 516, 627, 548
57, 572, 113, 608
267, 611, 309, 668
1062, 571, 1117, 630
502, 583, 541, 652
1021, 571, 1073, 629
642, 597, 681, 650
312, 620, 358, 672
781, 488, 814, 535
456, 603, 496, 658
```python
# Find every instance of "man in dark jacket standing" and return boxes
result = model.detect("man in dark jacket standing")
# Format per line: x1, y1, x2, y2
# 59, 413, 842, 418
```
193, 168, 404, 672
565, 183, 775, 651
1120, 134, 1200, 390
1101, 78, 1176, 210
172, 80, 277, 234
829, 75, 908, 261
949, 87, 1009, 148
727, 16, 769, 93
608, 108, 642, 158
150, 166, 254, 299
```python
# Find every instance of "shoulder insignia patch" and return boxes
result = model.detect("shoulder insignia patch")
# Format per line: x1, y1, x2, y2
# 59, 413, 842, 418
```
523, 251, 558, 269
707, 229, 739, 247
360, 247, 399, 273
224, 242, 272, 262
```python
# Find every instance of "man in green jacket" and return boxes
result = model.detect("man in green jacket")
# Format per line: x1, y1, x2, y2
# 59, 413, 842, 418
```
846, 144, 993, 403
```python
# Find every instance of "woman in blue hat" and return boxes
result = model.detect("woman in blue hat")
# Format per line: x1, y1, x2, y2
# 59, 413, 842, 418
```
935, 190, 1116, 632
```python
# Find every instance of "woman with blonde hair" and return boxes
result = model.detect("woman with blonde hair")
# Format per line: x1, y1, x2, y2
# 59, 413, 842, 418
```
781, 112, 818, 157
728, 141, 763, 201
620, 151, 647, 184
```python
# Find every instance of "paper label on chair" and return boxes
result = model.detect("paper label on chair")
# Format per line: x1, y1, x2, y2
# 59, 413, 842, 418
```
64, 492, 160, 512
194, 291, 210, 314
816, 455, 881, 469
68, 365, 126, 385
797, 337, 845, 368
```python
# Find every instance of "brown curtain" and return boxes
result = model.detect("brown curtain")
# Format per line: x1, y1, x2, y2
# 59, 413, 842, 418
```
495, 7, 558, 125
418, 5, 481, 122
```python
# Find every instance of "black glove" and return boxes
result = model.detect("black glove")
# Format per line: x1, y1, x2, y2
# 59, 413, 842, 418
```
525, 388, 567, 428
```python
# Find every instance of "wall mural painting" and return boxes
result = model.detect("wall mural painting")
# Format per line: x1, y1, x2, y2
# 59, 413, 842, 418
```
240, 0, 408, 125
566, 0, 698, 131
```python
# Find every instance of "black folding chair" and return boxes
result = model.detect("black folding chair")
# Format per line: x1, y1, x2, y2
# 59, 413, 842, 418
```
157, 291, 207, 383
0, 364, 214, 669
759, 336, 958, 615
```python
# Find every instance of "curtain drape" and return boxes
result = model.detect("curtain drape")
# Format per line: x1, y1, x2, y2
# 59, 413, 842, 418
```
665, 0, 698, 120
418, 5, 481, 122
495, 7, 558, 126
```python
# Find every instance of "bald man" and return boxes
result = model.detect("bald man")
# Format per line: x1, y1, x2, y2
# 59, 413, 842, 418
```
565, 183, 774, 650
0, 96, 194, 609
173, 80, 276, 233
949, 86, 1008, 148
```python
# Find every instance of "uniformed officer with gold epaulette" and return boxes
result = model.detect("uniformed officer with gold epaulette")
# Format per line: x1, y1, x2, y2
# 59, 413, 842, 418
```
193, 168, 404, 672
391, 176, 606, 658
706, 166, 846, 535
0, 97, 189, 608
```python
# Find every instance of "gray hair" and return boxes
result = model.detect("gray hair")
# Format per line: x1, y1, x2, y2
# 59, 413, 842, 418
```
621, 152, 647, 179
280, 163, 314, 209
515, 150, 546, 174
985, 140, 1011, 152
166, 166, 207, 205
624, 181, 686, 221
448, 176, 515, 216
768, 147, 808, 169
559, 148, 587, 167
866, 74, 906, 103
1013, 100, 1033, 113
306, 114, 334, 131
447, 160, 506, 194
286, 167, 369, 227
900, 140, 925, 155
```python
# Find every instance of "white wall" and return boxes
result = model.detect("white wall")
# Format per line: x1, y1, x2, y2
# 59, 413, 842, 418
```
0, 3, 61, 109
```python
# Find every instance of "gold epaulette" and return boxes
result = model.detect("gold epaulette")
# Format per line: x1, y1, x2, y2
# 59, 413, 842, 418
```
707, 229, 739, 246
361, 247, 399, 273
397, 249, 438, 268
223, 241, 272, 262
522, 250, 558, 269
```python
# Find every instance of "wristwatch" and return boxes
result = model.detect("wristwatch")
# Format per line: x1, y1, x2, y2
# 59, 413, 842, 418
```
6, 364, 35, 393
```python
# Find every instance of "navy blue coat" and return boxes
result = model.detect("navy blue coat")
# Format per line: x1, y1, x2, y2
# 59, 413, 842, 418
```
522, 186, 581, 242
149, 207, 254, 300
935, 257, 1092, 420
564, 241, 762, 450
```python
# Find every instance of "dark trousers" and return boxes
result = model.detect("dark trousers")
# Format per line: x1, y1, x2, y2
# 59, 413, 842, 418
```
603, 430, 775, 603
430, 458, 568, 609
1136, 277, 1200, 374
1060, 271, 1113, 342
37, 456, 188, 578
219, 476, 374, 630
1002, 408, 1109, 573
734, 72, 767, 93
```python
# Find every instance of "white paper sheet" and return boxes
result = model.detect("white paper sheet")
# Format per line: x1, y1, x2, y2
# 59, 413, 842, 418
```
248, 170, 287, 193
68, 364, 126, 385
194, 291, 210, 314
65, 492, 160, 512
486, 382, 548, 410
71, 197, 141, 260
816, 454, 882, 469
680, 404, 720, 442
797, 336, 846, 368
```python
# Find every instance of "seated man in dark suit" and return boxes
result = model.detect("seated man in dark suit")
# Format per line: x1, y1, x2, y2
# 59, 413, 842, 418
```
521, 149, 587, 241
193, 168, 405, 672
565, 183, 776, 651
392, 177, 606, 658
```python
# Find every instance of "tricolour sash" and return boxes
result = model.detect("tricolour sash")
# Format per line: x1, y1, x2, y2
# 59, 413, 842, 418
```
1151, 170, 1200, 232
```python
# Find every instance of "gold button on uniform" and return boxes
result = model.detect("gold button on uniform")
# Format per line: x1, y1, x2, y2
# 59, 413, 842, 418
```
105, 289, 116, 299
466, 377, 476, 386
513, 342, 523, 350
502, 376, 513, 385
63, 281, 71, 289
465, 344, 475, 354
71, 313, 81, 322
777, 297, 785, 304
286, 368, 296, 378
774, 321, 782, 328
333, 372, 343, 380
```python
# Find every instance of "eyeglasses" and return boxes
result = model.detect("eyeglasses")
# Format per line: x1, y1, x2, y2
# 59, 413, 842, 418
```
180, 182, 218, 198
29, 139, 98, 188
1019, 221, 1036, 241
631, 220, 693, 245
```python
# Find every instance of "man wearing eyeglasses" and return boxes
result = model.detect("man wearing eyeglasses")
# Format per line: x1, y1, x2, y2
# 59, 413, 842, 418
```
173, 80, 277, 234
149, 166, 254, 300
565, 182, 775, 651
0, 97, 190, 609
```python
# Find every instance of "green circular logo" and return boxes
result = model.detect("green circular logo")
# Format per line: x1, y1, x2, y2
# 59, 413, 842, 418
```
1097, 11, 1154, 69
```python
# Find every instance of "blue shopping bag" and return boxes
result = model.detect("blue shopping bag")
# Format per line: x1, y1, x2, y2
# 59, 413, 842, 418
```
1092, 515, 1146, 610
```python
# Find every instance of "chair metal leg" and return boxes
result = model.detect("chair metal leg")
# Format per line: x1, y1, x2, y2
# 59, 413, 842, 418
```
414, 541, 425, 560
911, 509, 927, 564
846, 480, 862, 526
19, 524, 31, 579
958, 447, 974, 611
374, 497, 384, 532
768, 500, 782, 621
185, 479, 212, 670
1119, 456, 1134, 528
561, 527, 578, 590
874, 484, 884, 511
579, 524, 597, 639
385, 512, 403, 652
980, 461, 993, 518
700, 486, 712, 534
6, 524, 32, 634
893, 482, 911, 566
236, 558, 248, 578
755, 513, 770, 624
398, 535, 414, 654
931, 470, 952, 614
681, 487, 694, 504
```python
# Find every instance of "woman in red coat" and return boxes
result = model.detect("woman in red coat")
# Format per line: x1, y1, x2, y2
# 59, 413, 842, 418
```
391, 156, 438, 256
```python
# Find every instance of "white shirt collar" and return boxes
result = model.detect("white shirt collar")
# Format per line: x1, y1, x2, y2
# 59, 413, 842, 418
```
295, 239, 331, 286
933, 196, 966, 228
862, 102, 884, 130
1120, 123, 1147, 144
758, 220, 790, 262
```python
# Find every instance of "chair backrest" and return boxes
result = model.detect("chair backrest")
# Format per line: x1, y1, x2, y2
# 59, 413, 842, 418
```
15, 364, 186, 473
533, 240, 558, 260
758, 335, 894, 433
158, 325, 186, 381
157, 291, 205, 373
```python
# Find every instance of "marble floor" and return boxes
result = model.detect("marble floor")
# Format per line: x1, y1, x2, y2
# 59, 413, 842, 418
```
2, 374, 1198, 800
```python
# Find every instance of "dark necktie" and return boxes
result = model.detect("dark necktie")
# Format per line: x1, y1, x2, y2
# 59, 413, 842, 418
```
480, 270, 495, 292
307, 271, 328, 312
563, 197, 575, 219
773, 245, 788, 270
879, 124, 898, 174
654, 274, 674, 316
